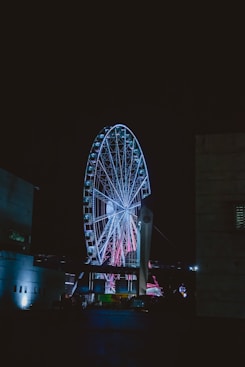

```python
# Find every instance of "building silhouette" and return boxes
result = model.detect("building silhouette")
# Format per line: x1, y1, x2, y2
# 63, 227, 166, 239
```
0, 168, 65, 310
195, 133, 245, 319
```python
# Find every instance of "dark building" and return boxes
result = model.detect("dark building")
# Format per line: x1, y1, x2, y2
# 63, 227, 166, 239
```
195, 133, 245, 319
0, 168, 65, 310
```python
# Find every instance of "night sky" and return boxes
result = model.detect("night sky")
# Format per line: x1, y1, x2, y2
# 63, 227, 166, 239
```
1, 13, 244, 264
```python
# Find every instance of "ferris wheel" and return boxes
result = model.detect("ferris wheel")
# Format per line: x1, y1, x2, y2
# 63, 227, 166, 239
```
83, 124, 151, 291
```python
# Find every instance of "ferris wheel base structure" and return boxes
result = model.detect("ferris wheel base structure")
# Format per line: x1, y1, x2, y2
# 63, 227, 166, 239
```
90, 203, 152, 297
74, 203, 153, 298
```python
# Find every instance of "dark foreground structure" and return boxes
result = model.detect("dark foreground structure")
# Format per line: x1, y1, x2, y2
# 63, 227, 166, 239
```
1, 308, 244, 367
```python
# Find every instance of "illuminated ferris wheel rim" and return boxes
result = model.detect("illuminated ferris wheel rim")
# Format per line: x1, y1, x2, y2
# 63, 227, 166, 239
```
83, 123, 151, 270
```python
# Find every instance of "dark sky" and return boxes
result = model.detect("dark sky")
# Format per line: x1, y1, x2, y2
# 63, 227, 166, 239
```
1, 13, 244, 264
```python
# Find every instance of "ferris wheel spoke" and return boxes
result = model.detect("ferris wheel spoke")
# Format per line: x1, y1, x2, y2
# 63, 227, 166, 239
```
97, 156, 124, 205
105, 137, 122, 179
93, 188, 124, 212
94, 212, 121, 264
128, 177, 150, 208
131, 219, 138, 252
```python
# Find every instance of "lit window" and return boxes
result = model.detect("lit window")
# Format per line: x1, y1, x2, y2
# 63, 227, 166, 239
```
235, 203, 245, 230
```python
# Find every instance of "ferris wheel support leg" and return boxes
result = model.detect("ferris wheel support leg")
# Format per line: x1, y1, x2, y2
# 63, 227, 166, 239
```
138, 204, 153, 295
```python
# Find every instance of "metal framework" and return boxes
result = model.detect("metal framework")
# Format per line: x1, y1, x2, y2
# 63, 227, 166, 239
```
83, 123, 151, 293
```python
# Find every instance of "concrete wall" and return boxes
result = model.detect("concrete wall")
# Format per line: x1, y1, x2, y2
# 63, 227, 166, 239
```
0, 250, 65, 310
195, 133, 245, 319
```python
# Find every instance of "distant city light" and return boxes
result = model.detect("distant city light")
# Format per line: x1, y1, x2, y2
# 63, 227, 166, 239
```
189, 265, 198, 271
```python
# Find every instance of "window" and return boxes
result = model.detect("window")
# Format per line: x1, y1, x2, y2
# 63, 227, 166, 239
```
234, 203, 245, 230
